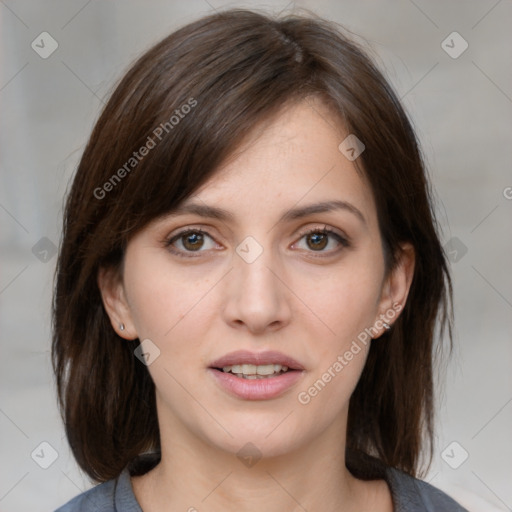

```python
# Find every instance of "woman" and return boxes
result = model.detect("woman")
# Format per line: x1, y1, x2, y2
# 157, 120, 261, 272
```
53, 8, 468, 511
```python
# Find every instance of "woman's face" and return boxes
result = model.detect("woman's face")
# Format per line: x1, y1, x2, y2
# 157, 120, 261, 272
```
100, 98, 413, 461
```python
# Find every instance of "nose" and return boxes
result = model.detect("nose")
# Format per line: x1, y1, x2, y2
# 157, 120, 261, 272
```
221, 240, 292, 335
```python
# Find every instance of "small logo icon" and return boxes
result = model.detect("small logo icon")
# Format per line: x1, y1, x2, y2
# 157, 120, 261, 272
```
236, 236, 263, 264
236, 442, 262, 468
32, 237, 58, 263
338, 134, 365, 161
134, 339, 161, 366
441, 441, 469, 469
31, 441, 59, 469
503, 186, 512, 200
444, 237, 468, 263
441, 32, 468, 59
31, 32, 59, 59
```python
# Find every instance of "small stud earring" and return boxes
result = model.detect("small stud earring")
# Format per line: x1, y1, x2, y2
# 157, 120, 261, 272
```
119, 323, 125, 331
382, 322, 391, 330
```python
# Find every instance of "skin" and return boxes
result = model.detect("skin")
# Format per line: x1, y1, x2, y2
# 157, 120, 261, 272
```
98, 97, 414, 512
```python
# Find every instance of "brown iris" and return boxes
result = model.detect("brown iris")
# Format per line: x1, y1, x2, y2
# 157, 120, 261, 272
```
306, 232, 328, 251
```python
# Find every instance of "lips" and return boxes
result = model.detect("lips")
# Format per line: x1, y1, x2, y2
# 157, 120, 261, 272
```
208, 350, 305, 400
209, 350, 305, 371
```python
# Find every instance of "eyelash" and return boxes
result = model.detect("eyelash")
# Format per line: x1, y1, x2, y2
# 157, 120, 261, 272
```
163, 225, 349, 259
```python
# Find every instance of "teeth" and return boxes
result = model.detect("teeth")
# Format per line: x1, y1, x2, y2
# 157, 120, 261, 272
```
242, 364, 255, 374
257, 364, 276, 375
221, 363, 290, 377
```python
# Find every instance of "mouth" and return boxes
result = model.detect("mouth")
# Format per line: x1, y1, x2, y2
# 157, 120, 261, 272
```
208, 350, 305, 400
209, 350, 304, 377
213, 363, 294, 380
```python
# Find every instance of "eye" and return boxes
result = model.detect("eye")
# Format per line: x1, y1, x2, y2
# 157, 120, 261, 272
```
164, 225, 349, 258
165, 228, 218, 257
293, 225, 349, 255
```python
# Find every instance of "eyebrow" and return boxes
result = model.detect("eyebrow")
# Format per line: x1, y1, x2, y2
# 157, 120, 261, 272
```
165, 199, 366, 225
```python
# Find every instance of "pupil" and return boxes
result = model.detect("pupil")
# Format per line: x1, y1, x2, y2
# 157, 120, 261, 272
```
184, 232, 203, 250
308, 233, 327, 250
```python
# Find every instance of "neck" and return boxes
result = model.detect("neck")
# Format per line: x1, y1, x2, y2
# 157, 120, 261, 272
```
133, 416, 368, 512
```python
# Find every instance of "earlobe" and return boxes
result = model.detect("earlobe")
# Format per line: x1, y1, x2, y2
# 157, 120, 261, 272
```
97, 266, 137, 339
374, 242, 415, 339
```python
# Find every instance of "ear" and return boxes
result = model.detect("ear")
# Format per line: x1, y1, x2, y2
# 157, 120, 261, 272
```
97, 266, 138, 340
373, 242, 415, 339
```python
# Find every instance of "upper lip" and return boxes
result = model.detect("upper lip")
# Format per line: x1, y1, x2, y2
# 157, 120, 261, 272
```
210, 350, 304, 370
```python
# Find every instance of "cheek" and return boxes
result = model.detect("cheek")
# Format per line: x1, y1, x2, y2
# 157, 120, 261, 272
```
295, 267, 380, 413
291, 257, 384, 410
123, 250, 215, 342
299, 257, 384, 347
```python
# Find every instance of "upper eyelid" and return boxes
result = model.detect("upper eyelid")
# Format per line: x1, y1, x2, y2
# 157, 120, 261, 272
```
167, 223, 346, 239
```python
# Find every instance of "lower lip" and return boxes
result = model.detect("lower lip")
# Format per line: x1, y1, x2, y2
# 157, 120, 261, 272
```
208, 368, 304, 400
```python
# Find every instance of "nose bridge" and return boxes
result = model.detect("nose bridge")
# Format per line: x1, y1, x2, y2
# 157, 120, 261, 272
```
223, 234, 290, 331
235, 234, 280, 299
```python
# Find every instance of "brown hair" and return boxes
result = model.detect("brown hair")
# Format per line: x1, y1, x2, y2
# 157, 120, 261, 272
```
52, 8, 452, 482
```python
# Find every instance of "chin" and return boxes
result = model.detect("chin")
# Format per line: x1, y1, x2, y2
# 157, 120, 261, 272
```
201, 417, 305, 461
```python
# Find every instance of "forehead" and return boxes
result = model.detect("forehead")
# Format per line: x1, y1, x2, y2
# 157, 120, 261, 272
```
184, 99, 378, 229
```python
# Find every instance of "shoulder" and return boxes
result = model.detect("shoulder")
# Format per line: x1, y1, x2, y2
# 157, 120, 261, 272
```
54, 469, 141, 512
54, 478, 117, 512
385, 467, 469, 512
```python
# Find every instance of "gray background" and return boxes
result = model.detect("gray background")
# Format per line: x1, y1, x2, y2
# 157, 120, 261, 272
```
1, 1, 511, 511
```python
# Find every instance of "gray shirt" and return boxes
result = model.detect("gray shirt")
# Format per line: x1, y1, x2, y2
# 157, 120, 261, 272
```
55, 465, 469, 511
